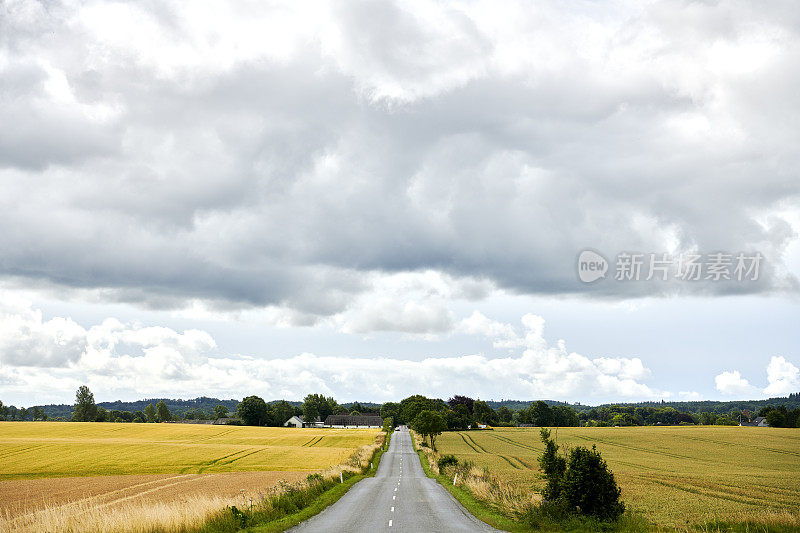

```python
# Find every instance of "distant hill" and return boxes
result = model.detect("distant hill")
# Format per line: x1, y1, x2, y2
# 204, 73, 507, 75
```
27, 392, 800, 420
486, 395, 800, 414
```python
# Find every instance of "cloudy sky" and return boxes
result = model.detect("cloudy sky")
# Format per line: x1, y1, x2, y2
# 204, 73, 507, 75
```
1, 0, 799, 407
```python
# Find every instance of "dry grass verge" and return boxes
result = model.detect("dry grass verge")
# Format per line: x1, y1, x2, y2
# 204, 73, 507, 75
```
412, 430, 537, 516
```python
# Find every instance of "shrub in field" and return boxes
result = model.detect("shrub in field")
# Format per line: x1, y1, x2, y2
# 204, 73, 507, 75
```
437, 454, 458, 470
537, 428, 625, 522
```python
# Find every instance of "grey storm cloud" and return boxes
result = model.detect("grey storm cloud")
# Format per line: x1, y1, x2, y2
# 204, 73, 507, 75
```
1, 0, 799, 318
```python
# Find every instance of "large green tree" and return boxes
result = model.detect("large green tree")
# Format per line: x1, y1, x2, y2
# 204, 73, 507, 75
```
411, 410, 447, 451
144, 403, 157, 423
213, 404, 229, 419
72, 385, 98, 422
272, 400, 297, 426
497, 405, 513, 423
238, 395, 269, 426
156, 400, 171, 422
380, 402, 401, 424
302, 394, 336, 424
472, 400, 497, 425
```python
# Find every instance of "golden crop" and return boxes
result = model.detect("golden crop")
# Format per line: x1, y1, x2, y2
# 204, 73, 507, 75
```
0, 421, 380, 479
436, 426, 800, 528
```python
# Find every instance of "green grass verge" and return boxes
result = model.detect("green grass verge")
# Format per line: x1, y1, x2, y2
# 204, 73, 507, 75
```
199, 432, 392, 533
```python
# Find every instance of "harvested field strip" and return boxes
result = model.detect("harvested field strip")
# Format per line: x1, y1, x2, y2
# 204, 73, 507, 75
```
307, 436, 324, 447
0, 470, 310, 531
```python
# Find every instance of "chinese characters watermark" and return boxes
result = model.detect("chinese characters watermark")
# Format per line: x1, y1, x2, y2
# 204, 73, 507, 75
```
577, 250, 762, 283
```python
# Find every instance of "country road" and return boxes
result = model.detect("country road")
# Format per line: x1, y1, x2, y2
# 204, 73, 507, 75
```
289, 427, 501, 533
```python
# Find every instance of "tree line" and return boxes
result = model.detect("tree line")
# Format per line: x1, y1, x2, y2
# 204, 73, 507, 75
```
4, 386, 799, 429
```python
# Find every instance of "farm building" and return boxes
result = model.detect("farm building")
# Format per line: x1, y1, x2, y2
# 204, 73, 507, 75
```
324, 414, 383, 428
284, 415, 323, 428
739, 416, 769, 427
284, 415, 303, 428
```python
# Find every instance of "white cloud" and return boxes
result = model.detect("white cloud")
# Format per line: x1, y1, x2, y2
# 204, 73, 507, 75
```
714, 356, 800, 398
764, 355, 800, 396
715, 370, 757, 396
0, 297, 663, 404
458, 310, 519, 347
0, 292, 87, 367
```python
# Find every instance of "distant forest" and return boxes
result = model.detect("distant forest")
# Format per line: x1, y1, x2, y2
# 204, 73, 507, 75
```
0, 393, 800, 427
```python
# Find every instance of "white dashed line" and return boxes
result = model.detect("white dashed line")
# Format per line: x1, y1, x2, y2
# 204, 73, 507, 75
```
393, 495, 396, 500
391, 506, 394, 512
389, 519, 393, 527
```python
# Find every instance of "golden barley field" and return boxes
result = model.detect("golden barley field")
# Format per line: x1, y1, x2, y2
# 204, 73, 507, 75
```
0, 421, 378, 479
0, 421, 381, 532
436, 426, 800, 528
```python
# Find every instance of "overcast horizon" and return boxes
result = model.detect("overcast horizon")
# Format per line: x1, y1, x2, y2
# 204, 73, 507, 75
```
1, 0, 799, 407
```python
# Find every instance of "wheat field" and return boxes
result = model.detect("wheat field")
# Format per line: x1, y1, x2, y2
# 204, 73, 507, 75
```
436, 426, 800, 528
0, 421, 378, 479
0, 421, 381, 532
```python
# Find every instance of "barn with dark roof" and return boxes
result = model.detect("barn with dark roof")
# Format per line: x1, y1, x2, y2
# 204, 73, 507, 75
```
324, 414, 383, 428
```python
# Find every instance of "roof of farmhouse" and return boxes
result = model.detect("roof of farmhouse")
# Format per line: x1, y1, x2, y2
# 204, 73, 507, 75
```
324, 415, 383, 426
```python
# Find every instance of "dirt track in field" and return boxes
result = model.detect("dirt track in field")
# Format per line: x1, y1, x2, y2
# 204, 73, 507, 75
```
0, 470, 306, 519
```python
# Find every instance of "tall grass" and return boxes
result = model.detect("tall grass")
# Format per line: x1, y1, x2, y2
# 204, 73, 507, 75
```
1, 494, 240, 533
0, 434, 386, 533
414, 431, 536, 515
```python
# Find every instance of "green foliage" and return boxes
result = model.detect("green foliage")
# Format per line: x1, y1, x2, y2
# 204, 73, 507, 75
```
382, 416, 394, 433
411, 410, 447, 450
714, 415, 737, 426
143, 403, 156, 423
496, 405, 513, 423
302, 393, 337, 424
517, 401, 580, 427
561, 445, 625, 520
539, 428, 566, 500
238, 395, 268, 426
72, 385, 98, 422
156, 400, 171, 422
213, 404, 229, 419
538, 427, 624, 522
473, 400, 498, 425
380, 401, 401, 424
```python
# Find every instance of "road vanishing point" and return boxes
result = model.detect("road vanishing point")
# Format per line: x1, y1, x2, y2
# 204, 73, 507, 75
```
290, 427, 501, 533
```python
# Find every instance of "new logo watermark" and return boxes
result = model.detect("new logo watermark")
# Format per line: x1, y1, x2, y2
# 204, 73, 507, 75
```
577, 250, 763, 283
577, 250, 609, 283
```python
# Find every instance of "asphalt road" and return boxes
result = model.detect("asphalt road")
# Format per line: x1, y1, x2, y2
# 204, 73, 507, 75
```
289, 427, 501, 533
